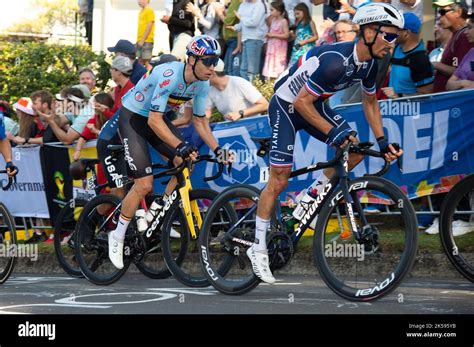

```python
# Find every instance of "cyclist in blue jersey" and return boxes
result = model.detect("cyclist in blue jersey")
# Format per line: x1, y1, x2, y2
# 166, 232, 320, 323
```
247, 3, 406, 284
0, 108, 18, 178
109, 35, 231, 269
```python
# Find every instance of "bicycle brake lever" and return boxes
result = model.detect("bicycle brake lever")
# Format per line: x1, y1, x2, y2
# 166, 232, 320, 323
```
391, 143, 403, 173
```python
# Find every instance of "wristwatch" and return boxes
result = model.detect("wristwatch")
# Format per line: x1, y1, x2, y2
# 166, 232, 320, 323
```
238, 110, 245, 119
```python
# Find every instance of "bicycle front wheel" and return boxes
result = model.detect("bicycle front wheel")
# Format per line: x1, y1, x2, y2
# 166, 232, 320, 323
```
0, 203, 16, 284
74, 194, 130, 285
314, 176, 418, 301
161, 189, 234, 287
439, 174, 474, 282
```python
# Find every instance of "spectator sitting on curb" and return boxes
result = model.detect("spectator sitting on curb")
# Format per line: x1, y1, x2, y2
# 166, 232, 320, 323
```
382, 12, 434, 99
446, 13, 474, 90
108, 39, 148, 85
205, 59, 269, 121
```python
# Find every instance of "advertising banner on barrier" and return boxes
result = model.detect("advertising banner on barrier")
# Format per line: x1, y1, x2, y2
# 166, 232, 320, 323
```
0, 146, 49, 217
164, 89, 474, 201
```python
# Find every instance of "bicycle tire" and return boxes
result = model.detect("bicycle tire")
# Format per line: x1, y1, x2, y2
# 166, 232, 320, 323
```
0, 203, 16, 284
54, 200, 87, 278
199, 184, 279, 295
74, 194, 130, 285
313, 176, 418, 301
439, 174, 474, 282
134, 193, 177, 280
161, 188, 234, 287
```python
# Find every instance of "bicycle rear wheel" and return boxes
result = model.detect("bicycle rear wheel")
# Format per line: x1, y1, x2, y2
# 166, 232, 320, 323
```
74, 194, 130, 285
0, 203, 16, 284
54, 200, 86, 278
439, 174, 474, 282
199, 185, 278, 295
313, 177, 418, 301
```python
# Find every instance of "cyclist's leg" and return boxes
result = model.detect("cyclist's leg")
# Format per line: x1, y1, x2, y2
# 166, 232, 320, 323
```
250, 96, 299, 283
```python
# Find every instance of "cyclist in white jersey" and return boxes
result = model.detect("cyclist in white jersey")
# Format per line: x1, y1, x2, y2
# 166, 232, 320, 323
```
247, 3, 406, 284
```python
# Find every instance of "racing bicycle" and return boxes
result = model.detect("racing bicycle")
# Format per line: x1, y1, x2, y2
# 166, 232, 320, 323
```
198, 134, 419, 301
0, 171, 17, 284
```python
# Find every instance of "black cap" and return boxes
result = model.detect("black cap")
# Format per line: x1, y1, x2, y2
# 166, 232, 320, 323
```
108, 39, 136, 55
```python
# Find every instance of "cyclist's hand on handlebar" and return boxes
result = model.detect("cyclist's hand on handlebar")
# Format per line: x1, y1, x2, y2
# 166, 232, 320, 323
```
377, 137, 403, 162
176, 142, 198, 160
327, 127, 356, 148
214, 146, 235, 165
6, 162, 18, 177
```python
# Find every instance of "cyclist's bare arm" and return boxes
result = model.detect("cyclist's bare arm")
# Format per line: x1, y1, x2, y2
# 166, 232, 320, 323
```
0, 138, 13, 163
294, 88, 334, 135
192, 115, 219, 151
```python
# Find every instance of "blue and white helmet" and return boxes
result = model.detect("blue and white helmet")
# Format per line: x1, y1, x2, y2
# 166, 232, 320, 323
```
353, 2, 404, 29
186, 35, 221, 57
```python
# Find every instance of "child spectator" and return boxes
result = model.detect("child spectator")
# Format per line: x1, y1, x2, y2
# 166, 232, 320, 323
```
73, 92, 114, 161
262, 1, 290, 80
289, 3, 318, 66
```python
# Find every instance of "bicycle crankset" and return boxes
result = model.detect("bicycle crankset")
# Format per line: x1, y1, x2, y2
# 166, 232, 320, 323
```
360, 225, 380, 254
267, 232, 294, 270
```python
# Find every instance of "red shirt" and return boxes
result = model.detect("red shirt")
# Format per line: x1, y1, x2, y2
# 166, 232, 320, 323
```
80, 116, 100, 141
104, 79, 135, 118
434, 26, 474, 93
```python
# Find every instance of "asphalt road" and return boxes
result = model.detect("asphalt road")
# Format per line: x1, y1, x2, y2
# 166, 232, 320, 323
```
0, 274, 472, 314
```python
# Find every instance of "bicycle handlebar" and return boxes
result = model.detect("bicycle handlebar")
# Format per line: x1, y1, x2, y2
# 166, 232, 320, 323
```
0, 170, 15, 191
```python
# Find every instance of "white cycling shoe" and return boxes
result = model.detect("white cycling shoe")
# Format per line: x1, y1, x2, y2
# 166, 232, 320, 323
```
108, 232, 124, 269
246, 246, 276, 284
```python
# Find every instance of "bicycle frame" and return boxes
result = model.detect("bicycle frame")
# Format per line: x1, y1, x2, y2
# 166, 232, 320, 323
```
222, 142, 390, 249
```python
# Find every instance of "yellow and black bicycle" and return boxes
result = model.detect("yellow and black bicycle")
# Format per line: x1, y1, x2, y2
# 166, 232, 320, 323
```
73, 155, 234, 286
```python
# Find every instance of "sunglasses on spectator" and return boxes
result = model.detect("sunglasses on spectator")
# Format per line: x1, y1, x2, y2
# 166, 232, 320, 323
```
375, 28, 399, 44
438, 8, 454, 16
199, 56, 220, 67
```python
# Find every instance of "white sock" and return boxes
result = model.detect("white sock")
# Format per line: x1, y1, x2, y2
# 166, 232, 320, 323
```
113, 214, 132, 241
254, 216, 270, 252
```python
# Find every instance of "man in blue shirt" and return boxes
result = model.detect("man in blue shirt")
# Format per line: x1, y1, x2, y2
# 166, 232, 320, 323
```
383, 12, 434, 98
247, 3, 405, 284
108, 39, 148, 85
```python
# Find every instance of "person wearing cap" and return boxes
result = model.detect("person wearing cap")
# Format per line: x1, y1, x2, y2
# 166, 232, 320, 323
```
108, 39, 147, 85
433, 0, 474, 92
7, 97, 37, 146
446, 13, 474, 89
205, 59, 269, 121
136, 0, 155, 70
102, 56, 135, 119
245, 2, 405, 285
382, 12, 434, 98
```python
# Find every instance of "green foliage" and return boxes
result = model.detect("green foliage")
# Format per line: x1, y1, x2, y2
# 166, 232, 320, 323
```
0, 41, 110, 103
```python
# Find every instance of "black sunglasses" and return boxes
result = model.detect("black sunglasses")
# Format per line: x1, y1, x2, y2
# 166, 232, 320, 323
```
199, 56, 220, 67
438, 8, 454, 16
374, 28, 399, 44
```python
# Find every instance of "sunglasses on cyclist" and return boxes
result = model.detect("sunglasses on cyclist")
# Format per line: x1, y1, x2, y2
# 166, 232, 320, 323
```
438, 8, 454, 16
375, 29, 399, 44
199, 56, 220, 67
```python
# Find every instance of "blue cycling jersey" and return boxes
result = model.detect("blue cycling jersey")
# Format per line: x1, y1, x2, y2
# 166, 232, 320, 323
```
275, 41, 377, 102
0, 109, 6, 140
122, 61, 209, 117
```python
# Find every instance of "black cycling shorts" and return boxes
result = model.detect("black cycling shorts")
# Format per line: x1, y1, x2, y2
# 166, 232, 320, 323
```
118, 107, 183, 179
97, 134, 128, 189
